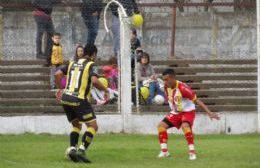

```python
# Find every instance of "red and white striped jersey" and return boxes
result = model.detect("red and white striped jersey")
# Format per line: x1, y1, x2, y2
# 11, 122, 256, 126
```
165, 80, 197, 113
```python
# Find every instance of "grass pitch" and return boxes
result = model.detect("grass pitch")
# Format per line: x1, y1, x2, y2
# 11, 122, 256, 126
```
0, 134, 260, 168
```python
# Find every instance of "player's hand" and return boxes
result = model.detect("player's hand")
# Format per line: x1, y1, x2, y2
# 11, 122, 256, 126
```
55, 89, 63, 102
208, 112, 220, 120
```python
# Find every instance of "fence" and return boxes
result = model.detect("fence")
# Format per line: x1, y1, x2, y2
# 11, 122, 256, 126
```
0, 0, 259, 134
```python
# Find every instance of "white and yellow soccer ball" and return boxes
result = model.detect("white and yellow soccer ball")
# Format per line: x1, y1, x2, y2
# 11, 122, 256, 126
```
153, 95, 165, 105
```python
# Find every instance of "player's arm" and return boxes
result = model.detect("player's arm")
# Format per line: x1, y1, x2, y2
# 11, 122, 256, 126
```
195, 99, 220, 120
54, 64, 68, 101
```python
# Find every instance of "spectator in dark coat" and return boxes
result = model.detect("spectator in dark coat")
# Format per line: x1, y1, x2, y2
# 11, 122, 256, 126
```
32, 0, 63, 60
81, 0, 103, 45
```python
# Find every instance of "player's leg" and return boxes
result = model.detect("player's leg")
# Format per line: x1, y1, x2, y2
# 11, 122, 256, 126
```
157, 121, 170, 157
181, 112, 196, 160
63, 104, 81, 162
158, 113, 181, 158
76, 102, 97, 163
77, 120, 98, 163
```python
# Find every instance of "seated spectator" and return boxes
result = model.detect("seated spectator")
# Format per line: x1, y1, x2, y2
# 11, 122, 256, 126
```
102, 56, 118, 90
137, 52, 164, 104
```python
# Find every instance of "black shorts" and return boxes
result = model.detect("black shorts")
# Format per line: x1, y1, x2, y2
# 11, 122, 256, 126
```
61, 96, 96, 123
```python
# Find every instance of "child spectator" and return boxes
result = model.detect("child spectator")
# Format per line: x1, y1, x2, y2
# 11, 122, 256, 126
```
48, 32, 63, 89
102, 56, 118, 90
137, 52, 164, 104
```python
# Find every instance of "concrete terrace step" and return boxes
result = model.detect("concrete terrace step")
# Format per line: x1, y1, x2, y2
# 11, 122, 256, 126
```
0, 60, 46, 66
0, 97, 256, 106
0, 105, 256, 116
0, 75, 50, 81
0, 67, 50, 74
0, 89, 257, 98
154, 66, 257, 74
150, 59, 257, 65
0, 84, 50, 90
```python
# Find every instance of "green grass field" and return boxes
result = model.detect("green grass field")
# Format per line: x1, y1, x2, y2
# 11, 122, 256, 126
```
0, 134, 260, 168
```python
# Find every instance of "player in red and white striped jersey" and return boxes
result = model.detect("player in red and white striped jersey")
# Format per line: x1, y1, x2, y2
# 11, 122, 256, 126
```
157, 69, 220, 160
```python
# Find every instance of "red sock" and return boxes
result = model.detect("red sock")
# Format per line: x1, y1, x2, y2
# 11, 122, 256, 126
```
183, 127, 195, 152
158, 127, 168, 152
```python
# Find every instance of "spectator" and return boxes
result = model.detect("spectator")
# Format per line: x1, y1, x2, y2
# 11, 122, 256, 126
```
73, 45, 85, 61
81, 0, 103, 45
47, 32, 63, 89
137, 52, 164, 104
110, 0, 140, 56
102, 56, 118, 90
32, 0, 63, 59
131, 28, 141, 55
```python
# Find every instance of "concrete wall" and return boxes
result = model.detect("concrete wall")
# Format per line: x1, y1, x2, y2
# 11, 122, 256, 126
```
1, 3, 256, 60
0, 112, 257, 135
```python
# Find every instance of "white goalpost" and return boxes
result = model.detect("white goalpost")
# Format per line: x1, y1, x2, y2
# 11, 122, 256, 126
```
257, 0, 260, 133
104, 0, 132, 133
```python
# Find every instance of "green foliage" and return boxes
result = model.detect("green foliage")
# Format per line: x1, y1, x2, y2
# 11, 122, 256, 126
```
0, 134, 260, 168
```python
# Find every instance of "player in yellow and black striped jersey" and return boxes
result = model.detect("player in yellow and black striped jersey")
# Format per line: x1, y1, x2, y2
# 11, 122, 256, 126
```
55, 44, 108, 163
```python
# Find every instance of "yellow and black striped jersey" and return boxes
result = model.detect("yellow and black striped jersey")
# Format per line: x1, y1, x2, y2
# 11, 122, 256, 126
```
60, 58, 98, 101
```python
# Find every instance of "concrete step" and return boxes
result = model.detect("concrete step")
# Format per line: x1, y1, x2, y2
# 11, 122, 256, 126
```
0, 67, 50, 74
0, 89, 256, 98
151, 59, 257, 66
155, 66, 257, 74
0, 60, 46, 66
0, 75, 50, 82
0, 97, 256, 106
0, 84, 50, 90
189, 82, 257, 89
0, 104, 256, 116
0, 105, 119, 116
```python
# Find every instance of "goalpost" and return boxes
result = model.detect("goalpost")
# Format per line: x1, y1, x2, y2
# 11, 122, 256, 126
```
104, 0, 132, 133
257, 0, 260, 133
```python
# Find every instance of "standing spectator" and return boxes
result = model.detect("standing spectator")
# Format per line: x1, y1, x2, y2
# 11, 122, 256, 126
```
131, 28, 141, 55
32, 0, 63, 59
137, 52, 164, 104
110, 0, 140, 56
47, 32, 63, 89
81, 0, 103, 45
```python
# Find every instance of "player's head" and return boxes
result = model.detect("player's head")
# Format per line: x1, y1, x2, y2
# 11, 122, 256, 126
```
75, 45, 84, 61
140, 52, 150, 65
52, 32, 61, 44
84, 44, 98, 61
162, 69, 176, 88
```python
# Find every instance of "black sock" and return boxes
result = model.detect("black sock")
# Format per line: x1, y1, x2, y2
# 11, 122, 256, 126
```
70, 131, 79, 147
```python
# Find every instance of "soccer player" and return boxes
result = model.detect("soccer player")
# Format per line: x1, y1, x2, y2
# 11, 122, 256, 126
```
157, 69, 220, 160
55, 44, 109, 163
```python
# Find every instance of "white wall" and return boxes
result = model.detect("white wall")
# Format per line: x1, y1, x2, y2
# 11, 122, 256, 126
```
0, 112, 257, 135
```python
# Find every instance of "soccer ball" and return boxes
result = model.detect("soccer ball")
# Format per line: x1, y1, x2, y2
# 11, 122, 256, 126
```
131, 14, 144, 27
98, 77, 108, 88
153, 95, 165, 105
140, 86, 149, 100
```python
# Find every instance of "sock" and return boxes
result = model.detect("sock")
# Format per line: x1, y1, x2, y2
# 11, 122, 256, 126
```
183, 127, 195, 153
70, 127, 81, 147
158, 126, 168, 152
81, 127, 96, 151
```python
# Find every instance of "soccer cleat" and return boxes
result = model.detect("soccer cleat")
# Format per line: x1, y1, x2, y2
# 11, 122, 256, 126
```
158, 151, 170, 158
68, 148, 80, 162
189, 152, 197, 160
77, 149, 91, 163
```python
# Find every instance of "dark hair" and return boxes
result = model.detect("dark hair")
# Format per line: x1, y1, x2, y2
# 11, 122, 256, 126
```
140, 52, 150, 65
74, 45, 84, 61
84, 44, 98, 57
162, 68, 176, 76
132, 28, 137, 36
53, 32, 61, 37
